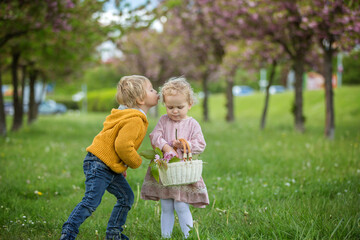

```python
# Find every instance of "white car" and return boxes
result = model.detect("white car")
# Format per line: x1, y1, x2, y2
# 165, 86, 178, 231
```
269, 85, 286, 94
232, 86, 254, 96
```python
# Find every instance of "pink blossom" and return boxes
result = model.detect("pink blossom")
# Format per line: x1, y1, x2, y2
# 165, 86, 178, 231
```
163, 152, 176, 162
248, 1, 256, 7
308, 22, 317, 28
66, 0, 75, 9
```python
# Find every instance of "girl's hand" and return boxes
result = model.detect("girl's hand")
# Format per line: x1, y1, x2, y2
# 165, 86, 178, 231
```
172, 140, 183, 150
122, 171, 127, 178
162, 144, 178, 156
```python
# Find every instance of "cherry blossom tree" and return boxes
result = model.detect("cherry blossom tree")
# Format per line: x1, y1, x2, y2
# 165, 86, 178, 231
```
24, 0, 106, 124
111, 0, 226, 121
198, 0, 317, 132
198, 0, 360, 136
0, 0, 76, 133
158, 0, 226, 122
0, 0, 107, 134
0, 0, 75, 48
217, 39, 288, 123
218, 43, 241, 122
309, 0, 360, 139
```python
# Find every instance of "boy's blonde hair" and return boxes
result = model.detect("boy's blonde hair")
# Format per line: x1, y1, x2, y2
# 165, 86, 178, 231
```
116, 75, 149, 108
161, 77, 195, 105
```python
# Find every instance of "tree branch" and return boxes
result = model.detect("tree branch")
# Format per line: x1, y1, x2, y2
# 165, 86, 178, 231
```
0, 30, 29, 48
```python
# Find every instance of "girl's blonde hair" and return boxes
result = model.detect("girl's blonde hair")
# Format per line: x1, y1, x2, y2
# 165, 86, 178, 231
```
116, 75, 149, 108
161, 77, 195, 105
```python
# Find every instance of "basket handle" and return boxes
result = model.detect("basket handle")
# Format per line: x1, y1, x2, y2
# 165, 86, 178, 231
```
178, 138, 192, 161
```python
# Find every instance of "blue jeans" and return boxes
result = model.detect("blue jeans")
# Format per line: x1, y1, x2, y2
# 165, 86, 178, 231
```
61, 152, 134, 240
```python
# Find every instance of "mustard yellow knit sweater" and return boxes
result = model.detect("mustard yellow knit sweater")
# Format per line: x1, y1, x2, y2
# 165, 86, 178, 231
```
86, 109, 148, 173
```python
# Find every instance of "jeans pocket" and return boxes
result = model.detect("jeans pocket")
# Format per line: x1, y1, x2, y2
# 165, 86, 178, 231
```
83, 160, 91, 175
83, 159, 110, 177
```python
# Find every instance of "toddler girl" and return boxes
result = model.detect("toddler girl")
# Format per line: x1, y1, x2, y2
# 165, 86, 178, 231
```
141, 77, 209, 239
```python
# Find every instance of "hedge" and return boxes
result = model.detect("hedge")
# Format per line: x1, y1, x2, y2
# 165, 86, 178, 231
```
55, 98, 80, 110
87, 88, 118, 112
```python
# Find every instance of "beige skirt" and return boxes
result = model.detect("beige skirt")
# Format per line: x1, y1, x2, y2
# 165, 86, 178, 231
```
140, 167, 209, 208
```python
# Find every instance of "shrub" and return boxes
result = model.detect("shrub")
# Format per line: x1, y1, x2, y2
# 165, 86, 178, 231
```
54, 98, 80, 110
87, 88, 118, 112
83, 65, 122, 91
343, 50, 360, 85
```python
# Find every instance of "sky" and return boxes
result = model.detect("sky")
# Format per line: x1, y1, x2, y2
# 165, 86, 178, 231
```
99, 0, 159, 25
103, 0, 159, 13
97, 0, 161, 62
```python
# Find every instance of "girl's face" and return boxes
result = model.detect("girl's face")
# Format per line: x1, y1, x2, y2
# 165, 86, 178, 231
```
164, 93, 191, 122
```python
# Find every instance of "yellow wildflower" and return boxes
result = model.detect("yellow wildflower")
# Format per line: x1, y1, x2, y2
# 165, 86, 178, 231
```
34, 190, 43, 196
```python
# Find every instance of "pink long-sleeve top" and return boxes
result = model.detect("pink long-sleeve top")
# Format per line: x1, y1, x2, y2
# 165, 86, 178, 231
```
149, 114, 206, 158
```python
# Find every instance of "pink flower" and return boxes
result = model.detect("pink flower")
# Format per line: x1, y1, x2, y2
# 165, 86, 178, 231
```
163, 152, 176, 162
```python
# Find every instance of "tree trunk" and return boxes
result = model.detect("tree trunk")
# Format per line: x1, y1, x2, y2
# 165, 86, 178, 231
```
225, 75, 234, 122
260, 60, 277, 130
202, 72, 209, 122
293, 58, 305, 133
323, 45, 335, 139
11, 50, 23, 132
21, 65, 26, 116
0, 60, 6, 137
28, 68, 38, 124
225, 66, 237, 122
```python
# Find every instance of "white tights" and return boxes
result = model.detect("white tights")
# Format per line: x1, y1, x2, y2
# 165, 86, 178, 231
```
161, 199, 193, 239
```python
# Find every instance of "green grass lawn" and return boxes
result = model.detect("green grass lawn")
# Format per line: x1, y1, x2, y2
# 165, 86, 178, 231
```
0, 86, 359, 239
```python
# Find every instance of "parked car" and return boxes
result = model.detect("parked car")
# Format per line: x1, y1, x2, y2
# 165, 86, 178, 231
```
269, 85, 286, 94
4, 100, 67, 115
232, 85, 254, 96
4, 102, 29, 115
38, 100, 67, 114
4, 102, 14, 115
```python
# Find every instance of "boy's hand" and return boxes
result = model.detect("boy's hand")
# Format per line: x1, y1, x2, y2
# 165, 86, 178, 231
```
122, 171, 127, 178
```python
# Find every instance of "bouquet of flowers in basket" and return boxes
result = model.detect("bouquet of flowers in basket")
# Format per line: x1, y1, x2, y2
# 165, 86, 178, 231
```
140, 147, 181, 183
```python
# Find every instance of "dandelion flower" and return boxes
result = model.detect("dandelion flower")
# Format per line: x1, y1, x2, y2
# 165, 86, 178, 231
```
34, 190, 43, 196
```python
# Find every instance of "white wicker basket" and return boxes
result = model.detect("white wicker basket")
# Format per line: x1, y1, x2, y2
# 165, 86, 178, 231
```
159, 160, 203, 186
159, 138, 203, 186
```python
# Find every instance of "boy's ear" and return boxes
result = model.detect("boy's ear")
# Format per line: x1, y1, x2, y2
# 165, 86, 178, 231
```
136, 98, 145, 106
